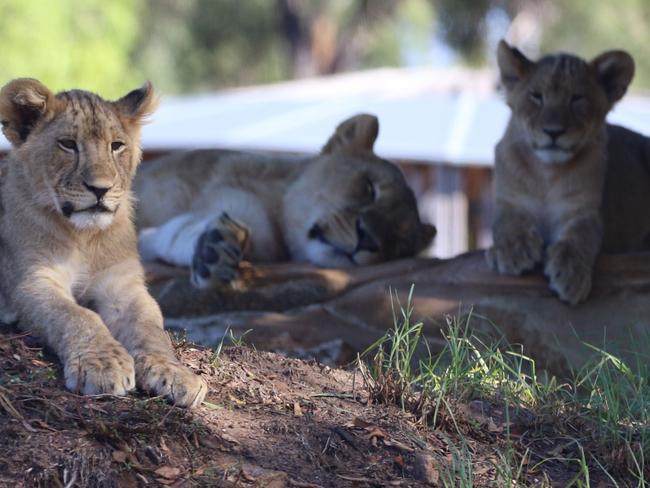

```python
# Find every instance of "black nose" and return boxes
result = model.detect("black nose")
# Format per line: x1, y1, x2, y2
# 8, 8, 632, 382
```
356, 220, 379, 253
83, 182, 110, 200
543, 127, 565, 141
308, 223, 324, 240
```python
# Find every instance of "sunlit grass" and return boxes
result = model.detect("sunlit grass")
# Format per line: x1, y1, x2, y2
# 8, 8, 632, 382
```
358, 285, 650, 486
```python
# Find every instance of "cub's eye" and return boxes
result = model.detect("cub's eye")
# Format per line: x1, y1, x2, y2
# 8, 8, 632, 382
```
111, 141, 125, 152
364, 177, 376, 202
529, 91, 543, 105
571, 94, 585, 105
57, 139, 78, 152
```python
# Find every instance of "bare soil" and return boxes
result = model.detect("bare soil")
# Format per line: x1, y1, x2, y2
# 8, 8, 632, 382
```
0, 326, 626, 487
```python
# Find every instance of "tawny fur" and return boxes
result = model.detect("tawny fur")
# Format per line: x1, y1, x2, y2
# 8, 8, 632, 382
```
135, 114, 436, 289
0, 78, 206, 407
487, 41, 650, 305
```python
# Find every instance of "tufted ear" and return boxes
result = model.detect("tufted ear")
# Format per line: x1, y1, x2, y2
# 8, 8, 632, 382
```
417, 223, 436, 251
497, 40, 533, 93
0, 78, 58, 147
322, 113, 379, 155
590, 50, 635, 105
113, 81, 158, 125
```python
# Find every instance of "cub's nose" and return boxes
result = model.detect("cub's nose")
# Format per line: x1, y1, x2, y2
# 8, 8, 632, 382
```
83, 181, 111, 200
356, 220, 379, 253
543, 127, 565, 141
308, 223, 324, 240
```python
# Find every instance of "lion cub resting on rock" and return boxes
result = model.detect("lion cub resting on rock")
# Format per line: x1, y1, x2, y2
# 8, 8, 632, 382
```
0, 79, 206, 407
488, 41, 650, 305
136, 114, 436, 289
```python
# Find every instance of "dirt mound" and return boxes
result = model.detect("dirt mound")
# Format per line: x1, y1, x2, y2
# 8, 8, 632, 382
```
0, 327, 629, 487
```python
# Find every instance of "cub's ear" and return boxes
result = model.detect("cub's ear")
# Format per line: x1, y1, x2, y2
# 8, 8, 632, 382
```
113, 81, 158, 124
591, 50, 635, 105
0, 78, 58, 147
322, 113, 379, 155
417, 223, 437, 251
497, 40, 533, 92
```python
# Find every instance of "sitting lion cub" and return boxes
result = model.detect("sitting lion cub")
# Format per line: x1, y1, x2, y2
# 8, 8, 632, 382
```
487, 41, 650, 305
136, 114, 436, 289
0, 79, 206, 407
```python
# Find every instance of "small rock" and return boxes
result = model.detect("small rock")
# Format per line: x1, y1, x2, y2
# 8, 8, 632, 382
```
413, 453, 439, 486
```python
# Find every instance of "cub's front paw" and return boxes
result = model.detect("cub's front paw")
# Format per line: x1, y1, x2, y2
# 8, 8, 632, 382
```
544, 241, 592, 305
486, 226, 543, 275
135, 354, 207, 408
191, 213, 249, 289
64, 342, 135, 396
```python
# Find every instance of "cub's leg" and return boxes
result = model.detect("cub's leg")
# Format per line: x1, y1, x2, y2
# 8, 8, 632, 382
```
191, 212, 249, 288
138, 211, 250, 288
89, 259, 207, 408
544, 212, 603, 305
14, 267, 135, 396
138, 187, 279, 288
486, 205, 543, 274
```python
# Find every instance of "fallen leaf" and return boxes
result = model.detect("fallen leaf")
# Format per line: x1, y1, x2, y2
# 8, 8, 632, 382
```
155, 478, 176, 485
202, 401, 222, 410
487, 418, 502, 433
394, 455, 404, 468
384, 439, 414, 452
221, 433, 240, 445
112, 451, 128, 463
366, 428, 386, 441
352, 417, 373, 429
228, 394, 245, 405
155, 466, 181, 479
160, 437, 170, 453
293, 402, 303, 417
336, 474, 373, 482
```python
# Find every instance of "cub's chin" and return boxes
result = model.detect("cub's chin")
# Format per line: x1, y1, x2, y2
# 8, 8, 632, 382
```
534, 147, 574, 164
69, 211, 115, 230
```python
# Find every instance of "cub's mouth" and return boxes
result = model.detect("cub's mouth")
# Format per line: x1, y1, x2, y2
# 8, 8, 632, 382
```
307, 221, 380, 265
533, 144, 574, 163
61, 202, 114, 218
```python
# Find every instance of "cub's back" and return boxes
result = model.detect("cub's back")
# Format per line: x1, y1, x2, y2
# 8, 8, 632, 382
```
602, 124, 650, 253
134, 149, 302, 229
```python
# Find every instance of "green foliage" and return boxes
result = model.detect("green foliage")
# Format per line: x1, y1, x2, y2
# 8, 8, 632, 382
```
542, 0, 650, 92
0, 0, 144, 97
133, 0, 287, 93
2, 0, 650, 97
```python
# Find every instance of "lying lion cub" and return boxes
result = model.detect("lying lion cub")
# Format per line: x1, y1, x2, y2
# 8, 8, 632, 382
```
136, 114, 436, 288
0, 79, 206, 407
488, 41, 650, 305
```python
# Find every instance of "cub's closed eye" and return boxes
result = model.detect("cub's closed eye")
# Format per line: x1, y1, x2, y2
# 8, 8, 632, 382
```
571, 94, 585, 104
529, 92, 543, 105
111, 141, 125, 152
365, 177, 376, 201
57, 139, 78, 152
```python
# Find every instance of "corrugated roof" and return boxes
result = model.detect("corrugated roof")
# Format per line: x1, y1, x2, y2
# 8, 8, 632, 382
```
2, 67, 650, 165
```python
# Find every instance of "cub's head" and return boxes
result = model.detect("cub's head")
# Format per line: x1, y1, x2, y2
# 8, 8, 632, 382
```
0, 78, 156, 229
497, 40, 634, 164
284, 114, 436, 267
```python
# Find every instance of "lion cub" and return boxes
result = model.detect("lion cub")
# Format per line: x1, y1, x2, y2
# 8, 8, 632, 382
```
136, 114, 435, 289
0, 79, 206, 407
487, 41, 641, 305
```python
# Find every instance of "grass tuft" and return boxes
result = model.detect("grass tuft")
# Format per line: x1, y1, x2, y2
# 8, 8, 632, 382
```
358, 285, 650, 486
